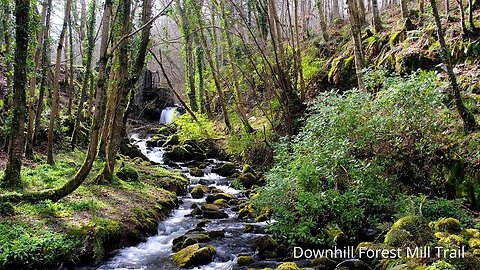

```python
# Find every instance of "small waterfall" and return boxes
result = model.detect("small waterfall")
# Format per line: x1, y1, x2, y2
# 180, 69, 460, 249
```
159, 107, 178, 125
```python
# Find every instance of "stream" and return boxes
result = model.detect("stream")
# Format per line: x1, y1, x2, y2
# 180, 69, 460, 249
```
92, 134, 276, 270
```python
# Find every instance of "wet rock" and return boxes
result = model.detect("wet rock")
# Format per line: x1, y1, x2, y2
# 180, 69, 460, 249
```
213, 199, 228, 207
275, 262, 300, 270
120, 142, 149, 161
252, 236, 278, 258
244, 224, 254, 233
191, 185, 209, 199
206, 193, 235, 203
196, 220, 209, 228
172, 231, 211, 252
208, 230, 225, 239
116, 166, 139, 182
171, 244, 216, 268
311, 257, 337, 268
190, 207, 203, 216
146, 135, 165, 147
209, 187, 224, 194
202, 209, 229, 219
155, 177, 188, 195
211, 162, 237, 177
198, 179, 215, 186
201, 204, 220, 212
163, 158, 180, 169
0, 202, 15, 216
189, 167, 204, 177
237, 255, 254, 266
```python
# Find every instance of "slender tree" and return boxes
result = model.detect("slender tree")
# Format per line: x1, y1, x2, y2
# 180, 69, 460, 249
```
2, 0, 30, 187
347, 0, 366, 92
316, 0, 328, 41
430, 0, 478, 132
219, 0, 255, 133
25, 0, 47, 159
371, 0, 382, 33
47, 0, 72, 164
71, 0, 96, 147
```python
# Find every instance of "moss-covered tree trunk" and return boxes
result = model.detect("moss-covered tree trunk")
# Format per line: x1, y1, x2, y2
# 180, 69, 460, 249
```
2, 0, 30, 187
25, 0, 47, 160
316, 0, 328, 41
430, 0, 478, 132
71, 0, 96, 148
347, 0, 366, 92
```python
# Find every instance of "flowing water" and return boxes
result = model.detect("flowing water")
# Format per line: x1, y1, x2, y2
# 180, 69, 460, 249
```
93, 134, 275, 270
159, 107, 178, 125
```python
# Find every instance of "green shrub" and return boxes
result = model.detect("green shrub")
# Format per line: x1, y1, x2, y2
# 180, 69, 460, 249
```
174, 113, 222, 142
254, 72, 468, 245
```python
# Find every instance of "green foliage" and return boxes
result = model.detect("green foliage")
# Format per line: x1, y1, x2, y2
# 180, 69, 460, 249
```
0, 221, 78, 268
254, 72, 469, 245
174, 113, 222, 142
301, 50, 324, 83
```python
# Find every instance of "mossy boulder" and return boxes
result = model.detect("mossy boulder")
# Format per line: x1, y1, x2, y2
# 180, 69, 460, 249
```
469, 238, 480, 249
275, 262, 300, 270
191, 185, 209, 199
438, 234, 466, 247
172, 231, 211, 252
171, 244, 216, 268
434, 218, 461, 234
252, 235, 277, 257
165, 145, 192, 162
162, 134, 179, 147
189, 167, 204, 177
213, 199, 228, 207
212, 162, 237, 177
155, 177, 188, 195
237, 172, 258, 189
206, 193, 235, 203
201, 204, 220, 212
116, 166, 139, 182
237, 255, 254, 266
384, 215, 434, 247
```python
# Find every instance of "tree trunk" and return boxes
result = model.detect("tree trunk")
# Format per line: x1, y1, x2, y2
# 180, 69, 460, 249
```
98, 0, 154, 183
371, 0, 382, 32
316, 0, 329, 41
430, 0, 478, 132
468, 0, 475, 30
400, 0, 409, 19
294, 0, 306, 100
193, 2, 232, 130
454, 0, 467, 37
357, 0, 367, 24
67, 9, 74, 116
25, 0, 47, 160
71, 0, 97, 147
47, 0, 72, 164
219, 0, 255, 133
347, 0, 366, 92
332, 0, 340, 19
2, 0, 30, 187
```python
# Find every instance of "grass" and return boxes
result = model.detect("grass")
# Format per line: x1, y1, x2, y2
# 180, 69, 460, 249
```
0, 150, 184, 268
